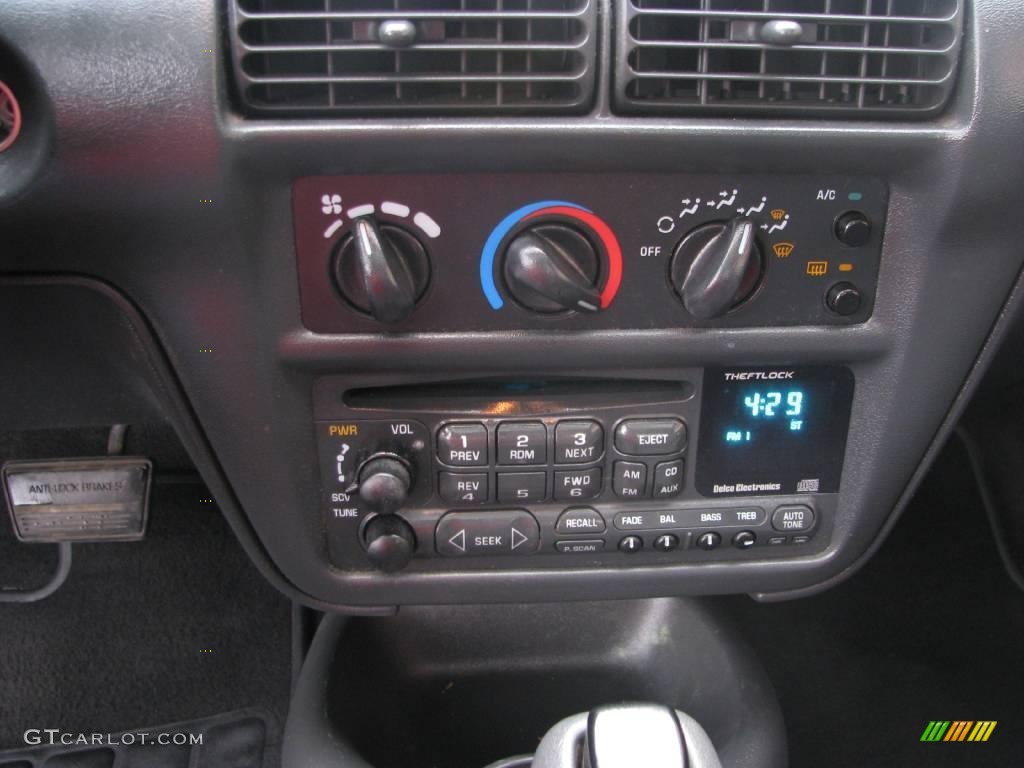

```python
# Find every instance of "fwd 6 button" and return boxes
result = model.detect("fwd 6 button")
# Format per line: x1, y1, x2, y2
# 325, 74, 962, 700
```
614, 419, 687, 456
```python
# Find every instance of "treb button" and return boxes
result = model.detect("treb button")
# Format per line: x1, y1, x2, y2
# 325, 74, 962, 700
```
614, 419, 687, 456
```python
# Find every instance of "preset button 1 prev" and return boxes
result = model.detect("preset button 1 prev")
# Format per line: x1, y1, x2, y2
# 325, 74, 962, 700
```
437, 423, 488, 466
435, 510, 540, 557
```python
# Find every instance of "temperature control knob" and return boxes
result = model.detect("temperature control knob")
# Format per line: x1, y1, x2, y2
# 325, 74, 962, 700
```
503, 223, 602, 314
333, 217, 430, 324
353, 454, 412, 514
363, 514, 416, 573
670, 218, 762, 319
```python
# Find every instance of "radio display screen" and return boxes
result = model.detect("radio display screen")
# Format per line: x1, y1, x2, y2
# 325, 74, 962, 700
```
696, 366, 854, 497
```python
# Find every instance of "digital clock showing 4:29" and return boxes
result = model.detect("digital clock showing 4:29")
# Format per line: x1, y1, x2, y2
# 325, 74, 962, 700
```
697, 367, 854, 497
724, 389, 806, 444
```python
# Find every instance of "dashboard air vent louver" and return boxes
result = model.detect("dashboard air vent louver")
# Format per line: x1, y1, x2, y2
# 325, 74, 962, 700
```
230, 0, 597, 115
615, 0, 963, 117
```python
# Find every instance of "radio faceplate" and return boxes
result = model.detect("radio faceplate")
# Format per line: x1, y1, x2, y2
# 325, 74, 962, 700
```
314, 367, 852, 573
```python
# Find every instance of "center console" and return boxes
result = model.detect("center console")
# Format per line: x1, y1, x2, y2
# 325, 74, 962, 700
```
298, 173, 875, 576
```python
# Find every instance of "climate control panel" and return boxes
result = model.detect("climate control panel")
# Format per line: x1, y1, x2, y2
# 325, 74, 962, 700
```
293, 174, 886, 332
314, 366, 852, 573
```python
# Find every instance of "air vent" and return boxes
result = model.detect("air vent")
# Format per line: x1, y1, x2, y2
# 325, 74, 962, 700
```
229, 0, 597, 115
615, 0, 963, 117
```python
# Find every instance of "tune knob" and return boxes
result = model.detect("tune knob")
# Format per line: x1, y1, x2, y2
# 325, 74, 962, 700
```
353, 454, 412, 514
363, 514, 416, 573
333, 217, 430, 324
670, 218, 763, 319
502, 223, 602, 314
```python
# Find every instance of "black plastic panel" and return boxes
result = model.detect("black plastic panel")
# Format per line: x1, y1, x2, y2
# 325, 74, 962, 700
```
294, 174, 887, 332
0, 0, 1023, 609
314, 371, 836, 573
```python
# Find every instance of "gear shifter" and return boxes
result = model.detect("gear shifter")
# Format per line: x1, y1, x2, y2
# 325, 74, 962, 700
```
531, 703, 722, 768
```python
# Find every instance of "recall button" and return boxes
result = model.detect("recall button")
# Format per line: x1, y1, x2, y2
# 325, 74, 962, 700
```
436, 510, 540, 557
556, 507, 606, 535
771, 504, 815, 533
614, 419, 687, 456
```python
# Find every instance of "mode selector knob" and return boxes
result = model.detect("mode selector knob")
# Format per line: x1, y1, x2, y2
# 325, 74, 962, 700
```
353, 454, 412, 514
333, 217, 431, 324
503, 223, 602, 314
670, 218, 763, 320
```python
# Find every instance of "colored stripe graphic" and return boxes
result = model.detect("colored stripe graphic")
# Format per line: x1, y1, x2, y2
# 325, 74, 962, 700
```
921, 720, 996, 742
921, 721, 950, 742
968, 722, 997, 742
944, 721, 972, 741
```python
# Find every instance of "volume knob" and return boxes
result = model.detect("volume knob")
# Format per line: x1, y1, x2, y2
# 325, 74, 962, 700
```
354, 454, 412, 514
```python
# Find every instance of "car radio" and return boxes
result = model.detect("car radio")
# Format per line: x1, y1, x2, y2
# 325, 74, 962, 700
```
314, 366, 853, 572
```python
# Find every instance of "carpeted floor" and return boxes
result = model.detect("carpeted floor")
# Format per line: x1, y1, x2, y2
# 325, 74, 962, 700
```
0, 480, 292, 750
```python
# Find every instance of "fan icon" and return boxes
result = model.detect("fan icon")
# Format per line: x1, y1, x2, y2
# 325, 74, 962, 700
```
321, 194, 342, 215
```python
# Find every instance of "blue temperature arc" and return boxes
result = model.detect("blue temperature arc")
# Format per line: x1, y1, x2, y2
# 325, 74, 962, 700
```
480, 200, 592, 309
